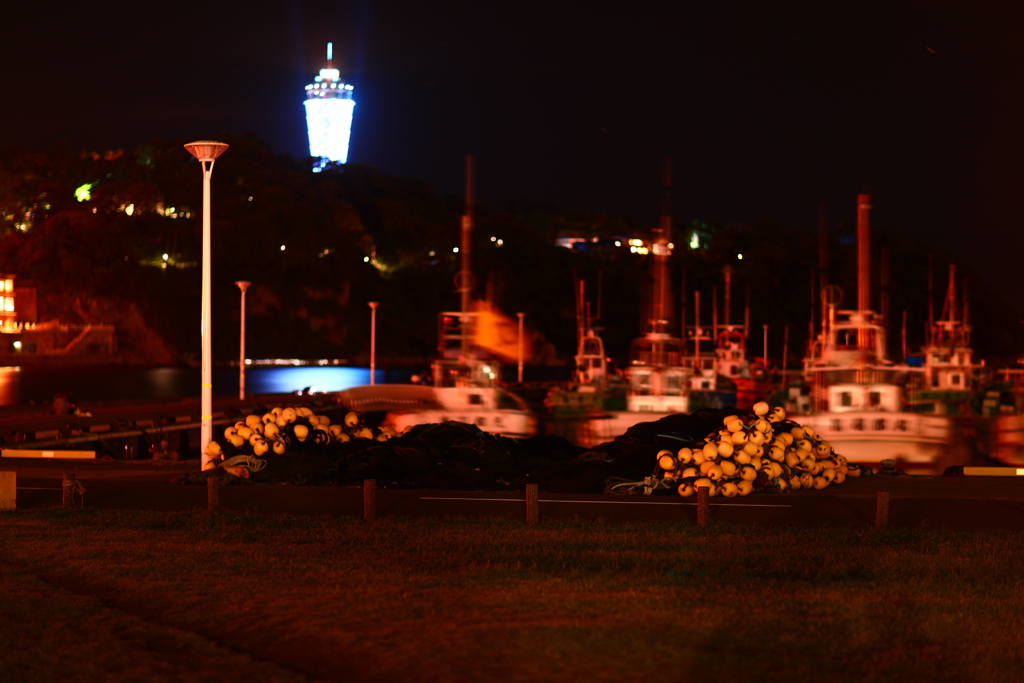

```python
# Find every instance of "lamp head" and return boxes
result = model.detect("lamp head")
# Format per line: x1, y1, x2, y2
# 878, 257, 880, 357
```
184, 141, 229, 162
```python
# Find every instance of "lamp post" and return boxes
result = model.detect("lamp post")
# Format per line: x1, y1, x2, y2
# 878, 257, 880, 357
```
517, 312, 525, 384
236, 281, 251, 400
184, 141, 229, 470
368, 301, 379, 385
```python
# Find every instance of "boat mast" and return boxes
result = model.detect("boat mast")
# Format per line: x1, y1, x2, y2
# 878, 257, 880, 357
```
856, 193, 872, 359
459, 155, 474, 365
651, 158, 673, 335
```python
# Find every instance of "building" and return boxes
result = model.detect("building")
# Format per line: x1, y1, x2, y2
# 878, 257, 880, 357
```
303, 42, 356, 171
0, 276, 118, 364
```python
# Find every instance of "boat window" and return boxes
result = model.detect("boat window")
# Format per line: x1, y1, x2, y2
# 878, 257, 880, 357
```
469, 393, 483, 405
836, 329, 858, 349
951, 373, 961, 386
840, 392, 853, 407
868, 392, 881, 407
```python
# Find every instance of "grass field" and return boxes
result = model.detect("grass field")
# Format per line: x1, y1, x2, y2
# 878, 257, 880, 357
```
2, 509, 1023, 682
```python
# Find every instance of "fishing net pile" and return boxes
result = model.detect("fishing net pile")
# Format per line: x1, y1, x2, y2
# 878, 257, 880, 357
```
182, 402, 868, 494
610, 401, 869, 497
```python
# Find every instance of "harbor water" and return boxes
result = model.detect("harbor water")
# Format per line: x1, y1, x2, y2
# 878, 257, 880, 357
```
0, 364, 413, 408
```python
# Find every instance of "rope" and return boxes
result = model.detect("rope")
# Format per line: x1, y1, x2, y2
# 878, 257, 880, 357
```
220, 455, 268, 472
607, 475, 673, 496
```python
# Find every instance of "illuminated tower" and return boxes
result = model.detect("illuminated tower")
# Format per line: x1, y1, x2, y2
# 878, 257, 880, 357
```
304, 42, 355, 171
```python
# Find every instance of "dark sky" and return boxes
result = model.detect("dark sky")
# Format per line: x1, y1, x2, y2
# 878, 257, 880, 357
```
3, 1, 1023, 294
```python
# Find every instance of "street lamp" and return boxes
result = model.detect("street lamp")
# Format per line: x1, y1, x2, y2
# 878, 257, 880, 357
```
368, 301, 379, 385
236, 281, 251, 400
184, 140, 229, 470
517, 312, 525, 384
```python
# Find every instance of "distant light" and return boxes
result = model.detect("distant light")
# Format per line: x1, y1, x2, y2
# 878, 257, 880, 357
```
630, 246, 637, 253
124, 204, 135, 216
363, 256, 369, 262
737, 253, 744, 260
12, 341, 21, 350
429, 250, 436, 257
453, 247, 459, 253
490, 236, 496, 242
74, 183, 93, 202
689, 233, 700, 250
614, 240, 622, 247
162, 253, 168, 261
496, 239, 504, 247
668, 242, 674, 250
280, 245, 286, 251
248, 196, 253, 202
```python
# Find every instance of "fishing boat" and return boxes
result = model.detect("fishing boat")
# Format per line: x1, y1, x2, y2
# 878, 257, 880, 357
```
792, 194, 960, 474
985, 362, 1024, 465
684, 267, 775, 410
545, 279, 623, 440
905, 264, 983, 416
555, 162, 692, 448
340, 156, 536, 439
389, 309, 536, 437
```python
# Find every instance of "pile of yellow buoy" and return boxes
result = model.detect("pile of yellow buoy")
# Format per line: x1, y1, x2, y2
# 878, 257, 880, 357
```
202, 407, 394, 470
655, 401, 865, 497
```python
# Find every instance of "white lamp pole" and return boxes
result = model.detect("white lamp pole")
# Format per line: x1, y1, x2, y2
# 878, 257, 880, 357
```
184, 140, 229, 470
236, 281, 251, 400
517, 312, 525, 384
369, 301, 379, 385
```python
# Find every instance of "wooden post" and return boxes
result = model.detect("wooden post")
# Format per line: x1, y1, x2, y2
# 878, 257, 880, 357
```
0, 471, 14, 510
525, 483, 539, 526
207, 472, 219, 513
363, 479, 377, 522
875, 491, 889, 529
696, 486, 710, 527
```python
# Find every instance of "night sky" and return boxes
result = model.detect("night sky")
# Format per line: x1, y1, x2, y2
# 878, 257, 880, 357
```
3, 1, 1023, 295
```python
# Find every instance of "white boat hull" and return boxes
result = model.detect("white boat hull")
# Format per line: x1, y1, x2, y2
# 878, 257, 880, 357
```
989, 414, 1024, 465
798, 411, 952, 473
386, 408, 535, 439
